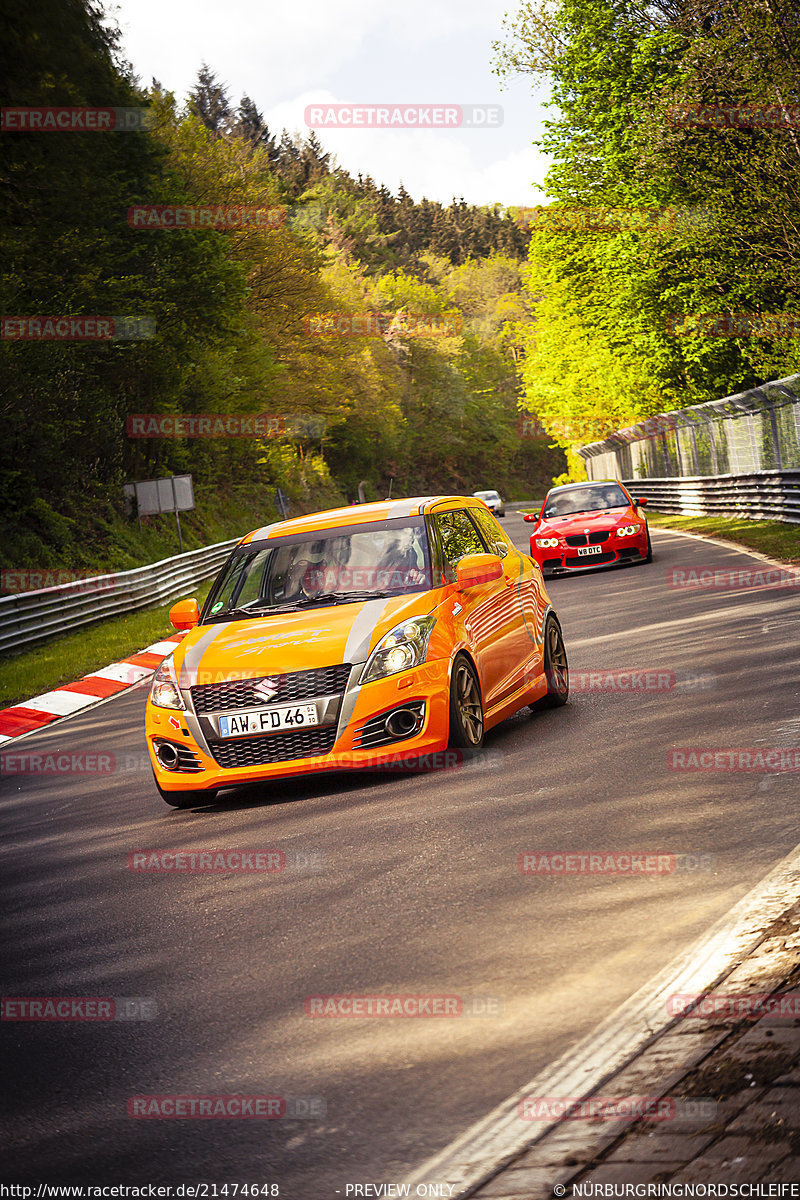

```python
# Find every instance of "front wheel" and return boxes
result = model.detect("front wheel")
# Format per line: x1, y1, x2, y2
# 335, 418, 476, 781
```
540, 616, 569, 708
152, 771, 216, 809
449, 654, 484, 748
644, 528, 653, 563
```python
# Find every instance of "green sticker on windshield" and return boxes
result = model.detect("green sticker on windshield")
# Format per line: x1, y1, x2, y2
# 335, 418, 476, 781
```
211, 601, 223, 613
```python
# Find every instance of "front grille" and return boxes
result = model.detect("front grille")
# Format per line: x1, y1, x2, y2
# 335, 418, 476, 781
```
565, 551, 616, 566
565, 531, 610, 547
543, 557, 562, 570
210, 726, 338, 769
191, 664, 352, 714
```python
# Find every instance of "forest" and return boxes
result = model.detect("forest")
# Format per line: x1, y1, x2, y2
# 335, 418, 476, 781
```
1, 0, 561, 571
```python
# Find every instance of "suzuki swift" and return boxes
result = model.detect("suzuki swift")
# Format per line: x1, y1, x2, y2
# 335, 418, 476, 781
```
145, 496, 569, 806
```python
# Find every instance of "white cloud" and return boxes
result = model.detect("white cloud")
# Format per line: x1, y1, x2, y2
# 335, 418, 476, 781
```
267, 92, 550, 206
109, 0, 554, 205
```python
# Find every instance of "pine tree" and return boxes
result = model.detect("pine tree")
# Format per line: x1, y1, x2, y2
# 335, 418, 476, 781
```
188, 64, 232, 135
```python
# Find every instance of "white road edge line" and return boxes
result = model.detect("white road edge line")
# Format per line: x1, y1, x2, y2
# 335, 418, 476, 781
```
403, 838, 800, 1197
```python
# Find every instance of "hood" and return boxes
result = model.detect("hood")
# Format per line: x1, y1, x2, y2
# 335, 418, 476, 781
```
174, 592, 434, 687
535, 505, 634, 535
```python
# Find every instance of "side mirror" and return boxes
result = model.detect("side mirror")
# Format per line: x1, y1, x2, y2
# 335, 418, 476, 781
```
636, 497, 649, 506
523, 513, 537, 522
456, 553, 504, 589
169, 598, 200, 630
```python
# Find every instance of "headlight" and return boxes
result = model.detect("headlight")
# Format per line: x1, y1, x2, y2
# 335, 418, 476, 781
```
149, 654, 185, 710
535, 538, 560, 548
360, 615, 437, 684
617, 524, 642, 537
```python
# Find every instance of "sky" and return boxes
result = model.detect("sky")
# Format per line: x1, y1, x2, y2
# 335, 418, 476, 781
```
108, 0, 554, 207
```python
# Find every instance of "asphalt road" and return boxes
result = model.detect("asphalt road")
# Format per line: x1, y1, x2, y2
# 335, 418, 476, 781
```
2, 515, 799, 1195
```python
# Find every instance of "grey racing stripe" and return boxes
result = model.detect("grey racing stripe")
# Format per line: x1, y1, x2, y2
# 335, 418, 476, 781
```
250, 522, 280, 541
178, 623, 232, 688
343, 598, 392, 663
387, 499, 418, 519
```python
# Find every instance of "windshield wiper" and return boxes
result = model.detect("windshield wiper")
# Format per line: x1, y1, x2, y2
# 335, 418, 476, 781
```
205, 603, 299, 622
294, 590, 391, 606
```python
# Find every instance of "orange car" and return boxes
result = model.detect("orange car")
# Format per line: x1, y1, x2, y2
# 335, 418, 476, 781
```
145, 496, 569, 806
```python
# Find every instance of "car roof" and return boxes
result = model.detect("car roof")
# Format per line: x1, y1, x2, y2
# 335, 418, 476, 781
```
546, 480, 627, 494
240, 496, 484, 544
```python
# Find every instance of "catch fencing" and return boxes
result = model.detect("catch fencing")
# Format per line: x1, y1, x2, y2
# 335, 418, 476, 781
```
578, 373, 800, 523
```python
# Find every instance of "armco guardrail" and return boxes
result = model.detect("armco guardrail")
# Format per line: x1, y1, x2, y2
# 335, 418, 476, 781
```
0, 538, 240, 656
623, 470, 800, 524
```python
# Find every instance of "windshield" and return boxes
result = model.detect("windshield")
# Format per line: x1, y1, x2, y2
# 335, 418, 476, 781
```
543, 484, 629, 518
474, 491, 499, 501
203, 517, 432, 621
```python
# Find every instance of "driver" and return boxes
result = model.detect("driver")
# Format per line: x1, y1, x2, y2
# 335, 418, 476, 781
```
377, 528, 424, 588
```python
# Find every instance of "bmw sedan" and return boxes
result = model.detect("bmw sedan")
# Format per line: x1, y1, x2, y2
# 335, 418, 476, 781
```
524, 480, 652, 578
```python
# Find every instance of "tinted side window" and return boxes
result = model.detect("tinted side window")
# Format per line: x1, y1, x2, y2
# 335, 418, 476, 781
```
470, 506, 512, 558
434, 510, 484, 581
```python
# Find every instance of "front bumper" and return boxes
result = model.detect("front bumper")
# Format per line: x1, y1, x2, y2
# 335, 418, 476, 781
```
530, 536, 649, 577
146, 658, 453, 793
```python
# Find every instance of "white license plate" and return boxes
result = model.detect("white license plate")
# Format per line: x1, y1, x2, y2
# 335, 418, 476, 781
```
577, 545, 604, 557
218, 704, 319, 738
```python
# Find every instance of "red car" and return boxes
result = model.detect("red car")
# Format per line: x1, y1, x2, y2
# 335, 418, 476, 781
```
524, 481, 652, 578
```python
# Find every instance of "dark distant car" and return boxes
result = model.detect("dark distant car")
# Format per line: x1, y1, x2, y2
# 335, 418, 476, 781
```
473, 490, 505, 517
524, 480, 651, 578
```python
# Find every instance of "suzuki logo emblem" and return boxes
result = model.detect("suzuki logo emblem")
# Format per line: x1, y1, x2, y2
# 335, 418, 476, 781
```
253, 676, 281, 700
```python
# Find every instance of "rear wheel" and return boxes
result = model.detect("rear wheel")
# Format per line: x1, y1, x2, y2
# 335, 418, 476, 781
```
540, 616, 569, 708
449, 654, 484, 749
152, 771, 216, 809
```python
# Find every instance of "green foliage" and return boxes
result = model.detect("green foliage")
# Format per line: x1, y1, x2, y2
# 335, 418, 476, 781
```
1, 0, 564, 578
494, 0, 800, 455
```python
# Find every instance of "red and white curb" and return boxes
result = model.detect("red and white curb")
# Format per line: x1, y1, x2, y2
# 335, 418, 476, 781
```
0, 636, 185, 744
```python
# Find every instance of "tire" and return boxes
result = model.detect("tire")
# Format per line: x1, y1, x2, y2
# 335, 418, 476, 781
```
540, 616, 569, 708
448, 654, 485, 749
644, 528, 653, 563
152, 771, 215, 809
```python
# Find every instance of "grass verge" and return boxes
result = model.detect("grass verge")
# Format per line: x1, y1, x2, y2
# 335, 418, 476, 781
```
646, 512, 799, 565
0, 581, 213, 711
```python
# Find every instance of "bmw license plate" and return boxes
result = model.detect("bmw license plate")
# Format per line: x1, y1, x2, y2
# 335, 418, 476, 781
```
577, 545, 603, 557
218, 704, 318, 738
